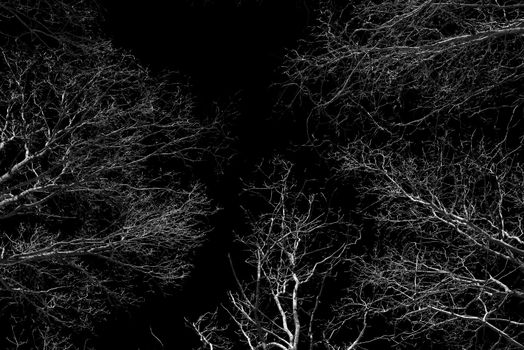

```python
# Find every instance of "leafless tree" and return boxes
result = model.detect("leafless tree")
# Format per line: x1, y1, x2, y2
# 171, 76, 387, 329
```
191, 159, 357, 350
284, 0, 524, 137
283, 0, 524, 348
337, 137, 524, 348
0, 1, 215, 348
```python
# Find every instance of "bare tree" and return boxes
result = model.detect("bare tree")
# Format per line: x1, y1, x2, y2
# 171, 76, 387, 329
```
283, 0, 524, 348
0, 1, 215, 348
284, 0, 524, 138
191, 159, 356, 350
337, 137, 524, 348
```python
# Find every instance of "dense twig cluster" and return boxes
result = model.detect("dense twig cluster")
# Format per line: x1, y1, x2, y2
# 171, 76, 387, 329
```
190, 159, 356, 350
285, 0, 524, 139
276, 0, 524, 348
0, 1, 214, 348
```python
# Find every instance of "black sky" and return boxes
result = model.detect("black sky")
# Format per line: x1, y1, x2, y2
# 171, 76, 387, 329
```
101, 0, 314, 100
96, 2, 317, 348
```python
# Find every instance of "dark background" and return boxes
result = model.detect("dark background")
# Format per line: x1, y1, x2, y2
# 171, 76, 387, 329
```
97, 1, 318, 348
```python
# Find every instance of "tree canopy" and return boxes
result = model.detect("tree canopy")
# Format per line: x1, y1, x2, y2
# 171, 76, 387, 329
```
1, 0, 524, 349
0, 1, 214, 348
